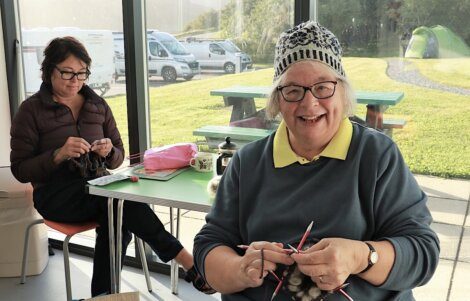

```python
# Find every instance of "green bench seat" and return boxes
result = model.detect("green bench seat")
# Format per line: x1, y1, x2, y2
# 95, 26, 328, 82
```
193, 125, 274, 148
382, 119, 406, 137
194, 118, 406, 149
382, 118, 406, 129
352, 116, 406, 136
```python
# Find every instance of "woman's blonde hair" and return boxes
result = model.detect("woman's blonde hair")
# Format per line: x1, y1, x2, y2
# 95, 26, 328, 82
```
266, 66, 356, 120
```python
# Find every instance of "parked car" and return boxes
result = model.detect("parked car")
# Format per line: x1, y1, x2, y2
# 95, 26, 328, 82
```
113, 31, 200, 82
22, 27, 114, 96
180, 38, 252, 73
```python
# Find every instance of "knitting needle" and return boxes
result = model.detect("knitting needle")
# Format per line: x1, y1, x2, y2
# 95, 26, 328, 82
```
236, 245, 281, 282
91, 140, 107, 148
271, 221, 314, 301
237, 245, 294, 254
287, 243, 299, 254
334, 283, 350, 290
297, 221, 314, 251
334, 283, 353, 301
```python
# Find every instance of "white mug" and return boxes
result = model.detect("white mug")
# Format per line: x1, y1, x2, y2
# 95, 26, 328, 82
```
189, 152, 213, 172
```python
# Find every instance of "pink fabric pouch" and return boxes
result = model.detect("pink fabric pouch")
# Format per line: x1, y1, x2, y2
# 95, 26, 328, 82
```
143, 143, 198, 170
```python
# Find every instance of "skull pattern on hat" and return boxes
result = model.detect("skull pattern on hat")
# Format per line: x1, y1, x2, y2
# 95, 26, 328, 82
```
274, 21, 345, 80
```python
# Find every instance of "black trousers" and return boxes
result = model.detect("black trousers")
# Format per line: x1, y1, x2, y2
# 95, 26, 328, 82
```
33, 178, 184, 296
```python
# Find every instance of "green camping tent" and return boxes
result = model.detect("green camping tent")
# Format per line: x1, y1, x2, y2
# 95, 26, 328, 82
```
405, 25, 470, 58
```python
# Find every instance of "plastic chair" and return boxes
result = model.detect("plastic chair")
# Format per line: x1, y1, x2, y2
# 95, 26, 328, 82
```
20, 218, 153, 301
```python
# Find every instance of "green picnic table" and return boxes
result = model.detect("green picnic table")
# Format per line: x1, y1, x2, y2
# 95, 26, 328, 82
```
195, 86, 405, 147
210, 85, 404, 130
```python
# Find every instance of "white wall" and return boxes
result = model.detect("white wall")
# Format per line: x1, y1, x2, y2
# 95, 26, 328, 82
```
0, 9, 13, 167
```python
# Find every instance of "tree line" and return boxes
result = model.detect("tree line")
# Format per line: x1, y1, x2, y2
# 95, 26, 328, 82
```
184, 0, 470, 62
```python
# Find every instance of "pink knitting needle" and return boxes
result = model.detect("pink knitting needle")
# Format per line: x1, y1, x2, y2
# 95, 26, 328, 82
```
297, 221, 314, 251
335, 283, 354, 301
271, 221, 314, 300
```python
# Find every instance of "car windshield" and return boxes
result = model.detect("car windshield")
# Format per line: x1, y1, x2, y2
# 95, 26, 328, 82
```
152, 32, 190, 55
160, 40, 190, 55
221, 40, 241, 53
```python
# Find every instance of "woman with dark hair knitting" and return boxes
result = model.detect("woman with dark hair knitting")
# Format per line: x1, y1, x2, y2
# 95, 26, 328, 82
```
10, 36, 214, 297
194, 21, 439, 301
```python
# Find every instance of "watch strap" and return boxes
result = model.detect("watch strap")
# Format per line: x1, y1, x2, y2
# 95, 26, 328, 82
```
359, 242, 376, 274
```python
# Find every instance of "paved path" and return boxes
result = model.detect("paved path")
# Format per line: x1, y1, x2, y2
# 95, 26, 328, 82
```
386, 58, 470, 95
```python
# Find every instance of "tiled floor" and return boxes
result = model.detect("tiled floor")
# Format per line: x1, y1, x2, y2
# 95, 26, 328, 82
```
0, 174, 468, 300
412, 175, 470, 301
0, 249, 222, 301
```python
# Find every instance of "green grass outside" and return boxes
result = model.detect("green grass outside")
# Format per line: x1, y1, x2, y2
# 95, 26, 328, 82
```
407, 58, 470, 89
106, 57, 470, 179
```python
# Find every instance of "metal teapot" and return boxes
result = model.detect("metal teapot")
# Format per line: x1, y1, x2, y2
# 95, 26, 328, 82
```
216, 137, 237, 175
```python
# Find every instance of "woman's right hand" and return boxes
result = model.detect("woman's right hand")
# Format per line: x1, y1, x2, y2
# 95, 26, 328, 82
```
53, 137, 91, 164
236, 241, 295, 289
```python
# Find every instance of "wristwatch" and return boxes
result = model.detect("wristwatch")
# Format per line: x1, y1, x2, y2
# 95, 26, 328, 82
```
360, 242, 378, 273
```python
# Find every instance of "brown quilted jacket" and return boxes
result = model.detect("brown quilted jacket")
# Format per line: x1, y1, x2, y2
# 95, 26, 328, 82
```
10, 83, 124, 189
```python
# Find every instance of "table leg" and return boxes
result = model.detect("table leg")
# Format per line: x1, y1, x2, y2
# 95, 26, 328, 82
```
365, 104, 388, 130
230, 106, 242, 122
242, 98, 257, 118
225, 96, 257, 122
116, 199, 124, 293
107, 197, 116, 294
172, 208, 181, 294
136, 237, 153, 292
169, 207, 180, 294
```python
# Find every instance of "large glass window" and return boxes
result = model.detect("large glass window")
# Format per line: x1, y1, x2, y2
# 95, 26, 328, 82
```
317, 0, 469, 179
315, 1, 469, 299
144, 0, 295, 257
143, 0, 295, 147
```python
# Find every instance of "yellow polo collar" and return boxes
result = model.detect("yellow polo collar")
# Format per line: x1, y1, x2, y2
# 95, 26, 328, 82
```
273, 118, 353, 168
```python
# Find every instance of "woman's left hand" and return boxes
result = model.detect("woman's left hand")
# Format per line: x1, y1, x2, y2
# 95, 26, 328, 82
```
290, 238, 366, 291
90, 138, 113, 158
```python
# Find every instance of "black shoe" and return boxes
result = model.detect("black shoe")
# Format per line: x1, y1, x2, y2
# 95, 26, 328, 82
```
184, 266, 216, 294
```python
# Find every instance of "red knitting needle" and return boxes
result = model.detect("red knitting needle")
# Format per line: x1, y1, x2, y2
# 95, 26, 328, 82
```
271, 221, 314, 301
335, 283, 354, 301
297, 221, 314, 250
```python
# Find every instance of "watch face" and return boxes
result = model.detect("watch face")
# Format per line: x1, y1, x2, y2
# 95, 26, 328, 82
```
370, 251, 379, 264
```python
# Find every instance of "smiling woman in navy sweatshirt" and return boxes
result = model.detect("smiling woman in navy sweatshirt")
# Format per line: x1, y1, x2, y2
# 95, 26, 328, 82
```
194, 21, 439, 301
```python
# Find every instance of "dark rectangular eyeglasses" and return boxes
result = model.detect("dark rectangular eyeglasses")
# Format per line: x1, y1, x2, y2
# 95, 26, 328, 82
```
277, 80, 338, 102
55, 67, 90, 81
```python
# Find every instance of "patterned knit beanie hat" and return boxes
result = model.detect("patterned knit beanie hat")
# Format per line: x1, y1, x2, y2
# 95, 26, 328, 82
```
274, 21, 345, 80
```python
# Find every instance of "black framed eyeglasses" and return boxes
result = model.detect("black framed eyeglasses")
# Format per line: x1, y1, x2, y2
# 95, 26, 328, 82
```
55, 67, 90, 81
277, 80, 338, 102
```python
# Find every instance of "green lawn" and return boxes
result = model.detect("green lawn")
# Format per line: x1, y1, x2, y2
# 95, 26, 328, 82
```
106, 57, 470, 179
408, 58, 470, 89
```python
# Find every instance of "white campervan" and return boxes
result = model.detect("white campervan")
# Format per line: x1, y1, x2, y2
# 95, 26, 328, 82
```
180, 38, 252, 73
22, 28, 114, 96
113, 31, 200, 82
